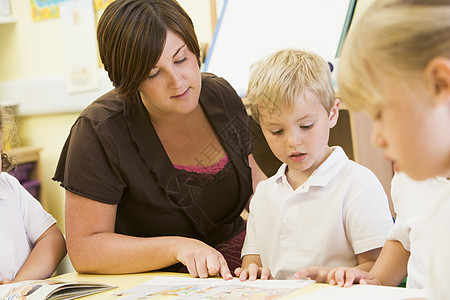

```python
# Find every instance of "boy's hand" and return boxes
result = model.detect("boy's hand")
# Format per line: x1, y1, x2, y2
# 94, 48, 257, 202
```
327, 267, 381, 287
294, 266, 332, 283
234, 263, 271, 281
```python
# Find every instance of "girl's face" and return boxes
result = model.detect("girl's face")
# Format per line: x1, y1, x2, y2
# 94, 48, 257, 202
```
371, 78, 450, 180
259, 94, 339, 182
138, 30, 201, 121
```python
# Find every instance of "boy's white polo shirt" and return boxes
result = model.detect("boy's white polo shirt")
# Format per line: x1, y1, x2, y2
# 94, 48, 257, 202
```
242, 146, 393, 279
0, 172, 56, 281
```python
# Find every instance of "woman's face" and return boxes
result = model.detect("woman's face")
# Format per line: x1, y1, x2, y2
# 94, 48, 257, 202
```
138, 30, 201, 120
370, 78, 449, 180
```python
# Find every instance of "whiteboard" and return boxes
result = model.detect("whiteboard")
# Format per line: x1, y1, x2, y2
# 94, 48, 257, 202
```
203, 0, 355, 97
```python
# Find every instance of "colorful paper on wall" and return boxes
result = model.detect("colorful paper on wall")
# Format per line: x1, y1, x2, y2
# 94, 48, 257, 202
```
30, 0, 65, 21
31, 0, 113, 21
93, 0, 113, 11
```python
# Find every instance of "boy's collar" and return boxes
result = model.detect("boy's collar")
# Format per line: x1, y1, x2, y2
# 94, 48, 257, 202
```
274, 146, 348, 189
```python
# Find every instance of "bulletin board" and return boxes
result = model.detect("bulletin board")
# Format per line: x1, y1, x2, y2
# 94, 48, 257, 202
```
203, 0, 356, 97
30, 0, 113, 21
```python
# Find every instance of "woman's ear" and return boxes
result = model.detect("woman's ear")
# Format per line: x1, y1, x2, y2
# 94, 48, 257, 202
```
329, 98, 340, 128
425, 57, 450, 107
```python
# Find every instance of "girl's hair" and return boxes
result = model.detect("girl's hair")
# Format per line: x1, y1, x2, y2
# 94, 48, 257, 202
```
247, 49, 335, 123
337, 0, 450, 113
97, 0, 201, 101
0, 106, 16, 171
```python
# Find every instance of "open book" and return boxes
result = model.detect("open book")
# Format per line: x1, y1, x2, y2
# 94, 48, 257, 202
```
111, 276, 314, 299
0, 279, 116, 300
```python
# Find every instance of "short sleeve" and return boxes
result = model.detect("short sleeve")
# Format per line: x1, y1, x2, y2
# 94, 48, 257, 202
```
344, 172, 394, 254
387, 215, 410, 251
386, 173, 411, 250
7, 174, 56, 244
53, 116, 126, 204
0, 173, 56, 280
241, 195, 260, 258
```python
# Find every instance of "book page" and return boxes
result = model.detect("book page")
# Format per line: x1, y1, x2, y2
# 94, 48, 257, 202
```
0, 279, 116, 300
111, 276, 314, 299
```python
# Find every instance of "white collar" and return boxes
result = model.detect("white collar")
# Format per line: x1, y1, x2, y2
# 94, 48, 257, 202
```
273, 146, 348, 190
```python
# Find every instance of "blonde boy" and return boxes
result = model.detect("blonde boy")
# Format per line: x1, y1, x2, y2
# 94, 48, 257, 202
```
235, 49, 393, 282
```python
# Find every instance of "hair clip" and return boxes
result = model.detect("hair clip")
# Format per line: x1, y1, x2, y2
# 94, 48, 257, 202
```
328, 62, 334, 72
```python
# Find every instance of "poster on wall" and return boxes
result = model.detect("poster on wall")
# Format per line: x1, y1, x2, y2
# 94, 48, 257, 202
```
59, 0, 99, 93
31, 0, 113, 21
93, 0, 113, 11
31, 0, 65, 21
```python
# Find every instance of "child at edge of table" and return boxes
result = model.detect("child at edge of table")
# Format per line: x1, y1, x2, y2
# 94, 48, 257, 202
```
335, 0, 450, 298
0, 105, 66, 284
234, 48, 394, 282
323, 171, 449, 288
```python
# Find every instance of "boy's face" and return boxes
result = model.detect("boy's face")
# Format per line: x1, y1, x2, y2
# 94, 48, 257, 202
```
370, 78, 449, 180
259, 94, 339, 180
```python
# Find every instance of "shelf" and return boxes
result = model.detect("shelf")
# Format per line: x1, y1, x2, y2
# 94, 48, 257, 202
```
7, 146, 42, 164
0, 16, 16, 24
6, 146, 45, 206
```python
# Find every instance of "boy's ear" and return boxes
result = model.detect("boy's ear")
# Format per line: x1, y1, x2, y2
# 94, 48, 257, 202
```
425, 57, 450, 107
329, 98, 340, 128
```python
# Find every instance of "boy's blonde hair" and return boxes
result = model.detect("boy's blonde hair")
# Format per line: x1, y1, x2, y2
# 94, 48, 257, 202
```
247, 49, 335, 122
338, 0, 450, 113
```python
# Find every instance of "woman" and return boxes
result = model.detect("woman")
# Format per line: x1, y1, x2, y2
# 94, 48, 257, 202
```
53, 0, 266, 279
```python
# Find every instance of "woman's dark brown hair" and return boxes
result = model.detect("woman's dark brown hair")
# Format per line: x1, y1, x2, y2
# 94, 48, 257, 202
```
97, 0, 201, 101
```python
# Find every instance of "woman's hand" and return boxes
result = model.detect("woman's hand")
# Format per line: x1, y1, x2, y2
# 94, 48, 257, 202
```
175, 238, 232, 280
234, 263, 271, 281
66, 191, 234, 277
